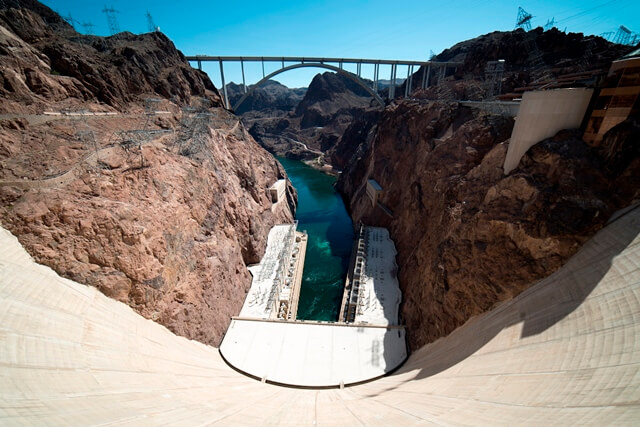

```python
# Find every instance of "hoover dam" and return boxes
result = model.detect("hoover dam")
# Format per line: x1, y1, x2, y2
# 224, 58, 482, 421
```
1, 204, 638, 424
1, 1, 640, 424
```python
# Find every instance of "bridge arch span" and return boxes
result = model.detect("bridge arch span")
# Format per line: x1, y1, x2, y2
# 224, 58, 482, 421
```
232, 62, 385, 111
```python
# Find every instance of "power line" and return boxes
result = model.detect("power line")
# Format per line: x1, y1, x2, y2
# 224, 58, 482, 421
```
554, 0, 618, 26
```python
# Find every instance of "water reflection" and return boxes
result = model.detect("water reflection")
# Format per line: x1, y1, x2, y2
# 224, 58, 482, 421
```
277, 157, 354, 321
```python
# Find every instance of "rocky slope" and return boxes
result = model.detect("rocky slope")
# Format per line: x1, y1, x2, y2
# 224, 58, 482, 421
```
401, 27, 631, 100
242, 72, 376, 166
226, 79, 306, 115
0, 0, 295, 346
337, 100, 639, 350
0, 0, 221, 113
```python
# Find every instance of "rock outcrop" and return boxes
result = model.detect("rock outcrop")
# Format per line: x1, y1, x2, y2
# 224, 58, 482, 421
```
401, 27, 631, 100
0, 0, 221, 113
242, 72, 376, 166
226, 79, 306, 115
338, 100, 639, 351
0, 0, 295, 347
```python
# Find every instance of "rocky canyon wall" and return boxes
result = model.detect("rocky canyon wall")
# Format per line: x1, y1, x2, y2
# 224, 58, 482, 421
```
0, 0, 221, 113
0, 0, 295, 346
338, 100, 639, 350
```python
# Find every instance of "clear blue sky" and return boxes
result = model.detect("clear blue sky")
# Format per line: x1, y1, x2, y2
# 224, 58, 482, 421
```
42, 0, 639, 88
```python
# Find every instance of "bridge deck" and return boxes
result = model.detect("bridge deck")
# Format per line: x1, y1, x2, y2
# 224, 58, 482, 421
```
185, 55, 462, 67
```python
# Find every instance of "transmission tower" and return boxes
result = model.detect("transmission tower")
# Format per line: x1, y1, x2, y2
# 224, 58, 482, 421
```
515, 7, 533, 31
613, 25, 633, 45
102, 5, 120, 35
600, 31, 614, 41
80, 21, 95, 35
544, 17, 555, 30
146, 11, 159, 32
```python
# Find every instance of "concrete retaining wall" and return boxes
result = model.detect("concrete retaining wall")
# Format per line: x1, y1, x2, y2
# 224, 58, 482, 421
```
503, 88, 593, 174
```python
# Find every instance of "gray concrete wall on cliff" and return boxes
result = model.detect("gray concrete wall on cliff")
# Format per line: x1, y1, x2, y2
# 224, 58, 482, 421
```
503, 88, 593, 174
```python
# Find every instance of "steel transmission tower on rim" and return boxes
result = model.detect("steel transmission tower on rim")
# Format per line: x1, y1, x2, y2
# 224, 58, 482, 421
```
515, 7, 533, 31
102, 5, 120, 35
146, 11, 159, 33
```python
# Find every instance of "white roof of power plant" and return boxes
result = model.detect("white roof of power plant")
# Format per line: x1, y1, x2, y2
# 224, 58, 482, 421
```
0, 205, 639, 423
353, 227, 401, 326
240, 224, 296, 319
227, 224, 407, 387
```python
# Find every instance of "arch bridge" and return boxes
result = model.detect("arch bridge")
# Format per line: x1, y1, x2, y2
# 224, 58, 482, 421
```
185, 56, 463, 111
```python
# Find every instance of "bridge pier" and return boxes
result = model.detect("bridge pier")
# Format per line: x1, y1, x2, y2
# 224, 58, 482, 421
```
197, 59, 202, 71
373, 63, 379, 94
409, 65, 415, 96
261, 58, 265, 79
219, 60, 229, 109
241, 60, 247, 94
404, 65, 411, 98
389, 64, 397, 99
421, 64, 430, 89
357, 62, 361, 77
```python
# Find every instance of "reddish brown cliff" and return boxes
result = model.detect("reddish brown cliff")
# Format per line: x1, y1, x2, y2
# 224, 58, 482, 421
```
0, 1, 295, 346
0, 0, 221, 113
338, 100, 639, 350
243, 72, 375, 166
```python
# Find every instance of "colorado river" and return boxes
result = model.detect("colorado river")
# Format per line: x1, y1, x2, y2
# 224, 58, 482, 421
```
277, 157, 354, 321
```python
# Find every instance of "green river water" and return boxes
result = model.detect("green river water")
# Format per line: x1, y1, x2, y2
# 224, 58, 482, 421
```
277, 157, 354, 321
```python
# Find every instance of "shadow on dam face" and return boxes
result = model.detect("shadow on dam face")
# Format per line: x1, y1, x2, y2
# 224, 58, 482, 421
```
0, 205, 639, 423
372, 204, 640, 392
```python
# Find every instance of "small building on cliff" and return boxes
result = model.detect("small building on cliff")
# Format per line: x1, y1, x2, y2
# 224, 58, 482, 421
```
366, 179, 383, 206
268, 179, 287, 204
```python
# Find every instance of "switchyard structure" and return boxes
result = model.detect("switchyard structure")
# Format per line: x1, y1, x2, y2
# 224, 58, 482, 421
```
484, 59, 505, 98
186, 56, 462, 110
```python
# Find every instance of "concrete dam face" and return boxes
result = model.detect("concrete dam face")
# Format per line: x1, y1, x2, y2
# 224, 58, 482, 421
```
1, 207, 639, 425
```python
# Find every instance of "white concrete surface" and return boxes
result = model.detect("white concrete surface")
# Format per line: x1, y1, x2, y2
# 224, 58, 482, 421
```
1, 205, 639, 424
240, 224, 296, 319
503, 88, 594, 174
366, 179, 383, 206
221, 319, 406, 387
229, 224, 405, 386
351, 227, 402, 326
269, 179, 287, 203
